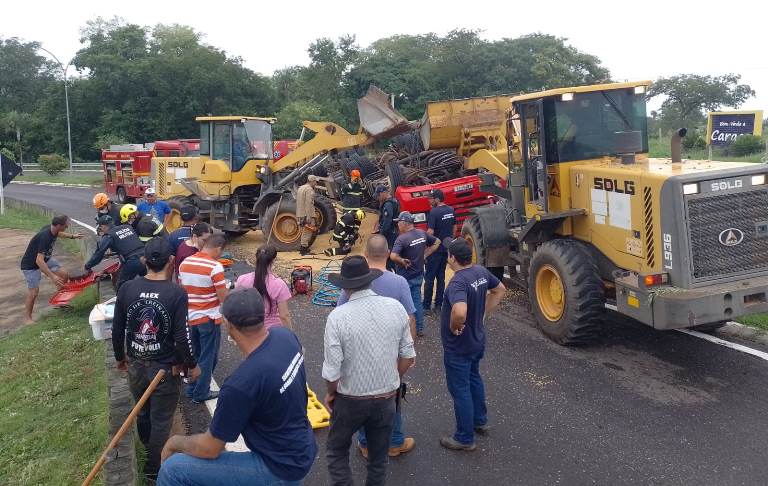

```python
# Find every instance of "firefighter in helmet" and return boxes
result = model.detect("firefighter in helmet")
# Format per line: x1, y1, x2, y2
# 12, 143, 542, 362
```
324, 209, 365, 256
93, 193, 122, 231
340, 169, 364, 214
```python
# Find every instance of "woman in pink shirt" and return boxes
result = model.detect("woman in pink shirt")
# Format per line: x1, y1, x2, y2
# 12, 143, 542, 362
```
234, 245, 293, 330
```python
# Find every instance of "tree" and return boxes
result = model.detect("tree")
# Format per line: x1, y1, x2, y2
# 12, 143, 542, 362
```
648, 74, 755, 134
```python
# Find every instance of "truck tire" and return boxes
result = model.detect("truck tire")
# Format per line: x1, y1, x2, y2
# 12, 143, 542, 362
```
165, 196, 193, 233
314, 195, 337, 235
262, 199, 302, 251
116, 186, 128, 204
528, 239, 605, 345
461, 216, 504, 280
386, 160, 404, 191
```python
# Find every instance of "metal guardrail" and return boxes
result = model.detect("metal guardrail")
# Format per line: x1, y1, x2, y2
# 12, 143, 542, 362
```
22, 163, 102, 171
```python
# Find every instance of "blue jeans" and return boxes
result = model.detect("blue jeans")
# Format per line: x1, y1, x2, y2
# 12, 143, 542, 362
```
158, 450, 302, 486
407, 275, 425, 333
187, 320, 220, 402
357, 409, 404, 447
423, 251, 448, 310
443, 351, 487, 445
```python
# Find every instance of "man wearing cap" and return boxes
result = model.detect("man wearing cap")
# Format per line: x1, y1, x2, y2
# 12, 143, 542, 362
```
374, 185, 400, 269
138, 188, 172, 227
113, 237, 199, 482
439, 237, 506, 452
423, 189, 456, 315
159, 288, 317, 485
324, 209, 365, 256
85, 214, 147, 289
168, 205, 198, 253
136, 214, 169, 243
390, 211, 441, 337
341, 169, 364, 214
93, 192, 122, 230
323, 255, 416, 486
296, 175, 319, 256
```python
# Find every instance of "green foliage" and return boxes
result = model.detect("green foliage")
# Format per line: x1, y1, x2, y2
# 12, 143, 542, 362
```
682, 134, 706, 150
0, 146, 15, 161
730, 135, 764, 156
38, 153, 68, 174
93, 132, 128, 150
0, 289, 107, 485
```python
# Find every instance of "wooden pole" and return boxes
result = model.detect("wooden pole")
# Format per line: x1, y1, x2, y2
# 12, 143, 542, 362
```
81, 369, 166, 486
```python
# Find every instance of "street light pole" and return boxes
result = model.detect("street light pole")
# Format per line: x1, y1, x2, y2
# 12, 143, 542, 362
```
38, 46, 74, 174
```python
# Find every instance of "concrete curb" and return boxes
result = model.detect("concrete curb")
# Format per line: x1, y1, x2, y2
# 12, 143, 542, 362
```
717, 321, 768, 347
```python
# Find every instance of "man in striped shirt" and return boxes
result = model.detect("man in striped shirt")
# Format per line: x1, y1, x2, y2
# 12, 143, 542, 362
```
178, 234, 229, 403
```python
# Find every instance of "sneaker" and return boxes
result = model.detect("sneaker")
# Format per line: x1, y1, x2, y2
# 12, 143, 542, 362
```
191, 390, 219, 403
389, 437, 415, 457
439, 436, 476, 451
474, 424, 490, 435
357, 442, 369, 460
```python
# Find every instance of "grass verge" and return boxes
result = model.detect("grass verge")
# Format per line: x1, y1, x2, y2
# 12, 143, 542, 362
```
15, 172, 103, 186
0, 206, 82, 253
0, 288, 108, 485
736, 314, 768, 332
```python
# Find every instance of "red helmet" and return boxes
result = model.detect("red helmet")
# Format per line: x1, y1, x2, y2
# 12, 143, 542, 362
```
350, 169, 361, 179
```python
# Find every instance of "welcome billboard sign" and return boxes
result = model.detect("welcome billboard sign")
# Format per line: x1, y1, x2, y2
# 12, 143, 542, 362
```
706, 110, 763, 146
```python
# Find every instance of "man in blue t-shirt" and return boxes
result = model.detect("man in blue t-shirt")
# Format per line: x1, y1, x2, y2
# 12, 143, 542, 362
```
158, 288, 317, 485
338, 235, 417, 459
137, 188, 172, 226
424, 189, 456, 314
390, 211, 441, 337
439, 237, 506, 452
168, 205, 198, 253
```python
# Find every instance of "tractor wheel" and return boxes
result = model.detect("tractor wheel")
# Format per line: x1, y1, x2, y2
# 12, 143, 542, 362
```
528, 239, 605, 345
461, 216, 505, 280
314, 195, 337, 235
691, 321, 727, 333
165, 196, 193, 233
262, 199, 302, 251
116, 186, 128, 204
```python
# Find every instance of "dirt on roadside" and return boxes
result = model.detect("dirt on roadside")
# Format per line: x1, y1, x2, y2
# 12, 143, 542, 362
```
0, 228, 83, 337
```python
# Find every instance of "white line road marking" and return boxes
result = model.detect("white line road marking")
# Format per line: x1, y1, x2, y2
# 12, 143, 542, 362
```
204, 378, 248, 451
604, 303, 768, 362
71, 218, 97, 234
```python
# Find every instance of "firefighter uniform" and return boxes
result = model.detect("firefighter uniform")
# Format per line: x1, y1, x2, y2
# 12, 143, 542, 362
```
324, 211, 363, 256
340, 180, 364, 213
85, 222, 147, 289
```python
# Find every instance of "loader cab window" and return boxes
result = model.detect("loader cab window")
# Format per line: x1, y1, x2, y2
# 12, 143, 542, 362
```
199, 122, 210, 156
520, 101, 547, 206
543, 89, 649, 163
232, 120, 273, 171
212, 122, 232, 164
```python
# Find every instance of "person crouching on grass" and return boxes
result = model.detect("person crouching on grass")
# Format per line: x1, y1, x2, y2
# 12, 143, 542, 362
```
158, 288, 317, 486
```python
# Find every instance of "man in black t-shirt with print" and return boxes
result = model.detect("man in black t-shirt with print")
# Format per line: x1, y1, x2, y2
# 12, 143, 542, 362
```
439, 237, 505, 452
20, 214, 83, 324
113, 237, 200, 481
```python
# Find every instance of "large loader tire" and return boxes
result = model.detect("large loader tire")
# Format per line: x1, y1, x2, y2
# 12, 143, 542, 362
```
314, 195, 337, 235
262, 199, 302, 252
461, 216, 505, 281
528, 240, 605, 345
166, 196, 193, 233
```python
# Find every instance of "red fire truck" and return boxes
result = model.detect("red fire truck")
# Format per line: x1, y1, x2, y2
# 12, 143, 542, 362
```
101, 139, 200, 203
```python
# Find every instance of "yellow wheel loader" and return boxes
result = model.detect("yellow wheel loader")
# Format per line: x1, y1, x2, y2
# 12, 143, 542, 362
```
456, 81, 768, 344
151, 86, 412, 250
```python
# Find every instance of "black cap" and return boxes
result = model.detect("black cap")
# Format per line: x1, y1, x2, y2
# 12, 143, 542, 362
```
328, 255, 383, 290
180, 205, 197, 221
144, 236, 173, 267
374, 184, 389, 195
221, 288, 265, 329
429, 188, 445, 201
394, 211, 415, 224
96, 214, 114, 226
444, 236, 473, 261
136, 216, 160, 241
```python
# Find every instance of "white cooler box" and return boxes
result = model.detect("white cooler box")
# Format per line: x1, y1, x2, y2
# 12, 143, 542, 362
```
89, 297, 116, 340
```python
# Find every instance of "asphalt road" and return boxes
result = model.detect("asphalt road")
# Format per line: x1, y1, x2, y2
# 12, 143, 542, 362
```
5, 183, 99, 227
10, 183, 768, 485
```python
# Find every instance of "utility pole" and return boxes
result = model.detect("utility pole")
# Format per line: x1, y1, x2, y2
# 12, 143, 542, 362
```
38, 46, 74, 174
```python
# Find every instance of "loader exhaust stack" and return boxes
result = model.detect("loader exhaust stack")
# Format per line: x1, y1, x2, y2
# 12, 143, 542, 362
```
671, 127, 687, 163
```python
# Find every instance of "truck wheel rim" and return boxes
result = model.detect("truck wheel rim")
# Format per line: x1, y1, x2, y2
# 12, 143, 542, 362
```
273, 214, 299, 244
535, 264, 565, 321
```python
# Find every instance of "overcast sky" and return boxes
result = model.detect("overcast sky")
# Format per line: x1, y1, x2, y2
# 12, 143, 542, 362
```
5, 0, 766, 113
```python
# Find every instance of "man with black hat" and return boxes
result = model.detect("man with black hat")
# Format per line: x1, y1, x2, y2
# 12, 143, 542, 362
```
85, 214, 148, 289
439, 237, 506, 452
168, 205, 199, 253
390, 211, 441, 337
423, 188, 456, 315
113, 237, 199, 482
159, 288, 317, 485
323, 255, 416, 486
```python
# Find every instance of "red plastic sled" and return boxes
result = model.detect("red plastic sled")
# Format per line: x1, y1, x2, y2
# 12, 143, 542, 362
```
49, 261, 121, 306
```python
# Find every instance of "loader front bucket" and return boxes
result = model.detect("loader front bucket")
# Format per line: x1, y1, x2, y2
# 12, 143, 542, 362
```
357, 85, 414, 139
